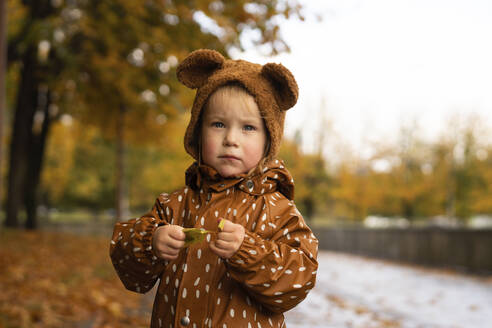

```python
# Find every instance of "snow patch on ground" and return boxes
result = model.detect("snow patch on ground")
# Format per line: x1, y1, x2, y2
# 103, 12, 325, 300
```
285, 251, 492, 328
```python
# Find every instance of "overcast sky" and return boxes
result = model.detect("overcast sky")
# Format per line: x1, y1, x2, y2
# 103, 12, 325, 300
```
232, 0, 492, 159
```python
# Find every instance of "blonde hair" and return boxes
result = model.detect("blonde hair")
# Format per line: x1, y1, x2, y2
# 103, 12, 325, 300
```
199, 83, 271, 176
206, 83, 259, 117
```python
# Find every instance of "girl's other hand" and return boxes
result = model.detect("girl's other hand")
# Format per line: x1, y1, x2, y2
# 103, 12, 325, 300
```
210, 219, 245, 259
152, 225, 185, 260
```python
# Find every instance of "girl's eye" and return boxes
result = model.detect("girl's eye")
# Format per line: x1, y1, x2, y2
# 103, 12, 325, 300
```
244, 125, 256, 131
212, 122, 224, 128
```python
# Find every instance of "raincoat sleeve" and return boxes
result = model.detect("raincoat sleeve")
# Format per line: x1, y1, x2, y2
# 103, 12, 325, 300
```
226, 197, 319, 313
109, 194, 171, 294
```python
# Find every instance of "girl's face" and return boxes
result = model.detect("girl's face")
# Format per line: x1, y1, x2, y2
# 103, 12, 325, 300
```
201, 87, 267, 177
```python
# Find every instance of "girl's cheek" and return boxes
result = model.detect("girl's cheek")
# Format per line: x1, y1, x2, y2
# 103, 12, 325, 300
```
201, 141, 212, 158
202, 134, 219, 158
245, 141, 265, 160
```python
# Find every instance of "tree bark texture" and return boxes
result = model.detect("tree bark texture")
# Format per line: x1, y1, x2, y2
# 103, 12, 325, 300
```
0, 0, 7, 216
25, 87, 52, 229
5, 47, 38, 227
115, 104, 129, 222
5, 1, 55, 229
5, 51, 52, 229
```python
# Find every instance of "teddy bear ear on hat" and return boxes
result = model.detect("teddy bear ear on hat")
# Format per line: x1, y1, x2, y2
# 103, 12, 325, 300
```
177, 49, 225, 89
261, 63, 299, 111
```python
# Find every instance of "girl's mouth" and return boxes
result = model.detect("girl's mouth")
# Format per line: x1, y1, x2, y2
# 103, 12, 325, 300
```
220, 155, 240, 161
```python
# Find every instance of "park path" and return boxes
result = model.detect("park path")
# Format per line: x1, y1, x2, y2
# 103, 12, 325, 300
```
285, 251, 492, 328
139, 251, 492, 328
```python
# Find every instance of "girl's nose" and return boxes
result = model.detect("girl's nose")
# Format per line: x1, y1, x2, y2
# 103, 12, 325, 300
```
223, 128, 239, 146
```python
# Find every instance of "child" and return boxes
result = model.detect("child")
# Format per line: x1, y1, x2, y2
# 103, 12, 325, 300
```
110, 49, 318, 328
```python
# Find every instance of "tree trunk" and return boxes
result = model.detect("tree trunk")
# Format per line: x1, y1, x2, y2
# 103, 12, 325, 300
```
402, 200, 414, 221
5, 1, 57, 229
0, 0, 7, 218
25, 86, 52, 229
5, 47, 38, 228
115, 104, 129, 221
302, 197, 314, 222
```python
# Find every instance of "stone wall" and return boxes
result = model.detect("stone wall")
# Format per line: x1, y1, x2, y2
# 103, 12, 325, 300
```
313, 227, 492, 274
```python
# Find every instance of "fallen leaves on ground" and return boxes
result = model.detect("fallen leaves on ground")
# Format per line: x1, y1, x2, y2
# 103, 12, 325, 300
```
0, 229, 149, 328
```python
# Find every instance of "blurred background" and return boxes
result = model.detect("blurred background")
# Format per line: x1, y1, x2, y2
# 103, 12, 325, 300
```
0, 0, 491, 327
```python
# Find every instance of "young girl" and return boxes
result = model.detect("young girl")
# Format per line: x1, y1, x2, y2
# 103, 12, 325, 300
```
110, 49, 318, 328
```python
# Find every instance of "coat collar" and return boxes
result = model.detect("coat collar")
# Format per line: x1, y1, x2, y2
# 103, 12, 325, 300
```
185, 159, 295, 200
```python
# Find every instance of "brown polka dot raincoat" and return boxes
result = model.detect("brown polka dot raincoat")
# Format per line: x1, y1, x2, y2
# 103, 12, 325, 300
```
110, 159, 319, 328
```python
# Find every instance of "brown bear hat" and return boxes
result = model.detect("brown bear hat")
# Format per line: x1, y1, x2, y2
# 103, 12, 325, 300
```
176, 49, 299, 162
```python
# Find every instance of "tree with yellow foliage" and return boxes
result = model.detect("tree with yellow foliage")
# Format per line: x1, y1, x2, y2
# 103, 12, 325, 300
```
5, 0, 304, 228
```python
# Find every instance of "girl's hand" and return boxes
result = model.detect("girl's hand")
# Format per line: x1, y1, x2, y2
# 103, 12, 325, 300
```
210, 219, 245, 259
152, 225, 185, 260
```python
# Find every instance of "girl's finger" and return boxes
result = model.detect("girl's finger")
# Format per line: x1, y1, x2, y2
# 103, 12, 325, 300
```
166, 238, 185, 250
210, 242, 227, 257
162, 247, 179, 256
214, 239, 229, 250
169, 229, 185, 240
160, 251, 178, 260
220, 219, 235, 233
217, 232, 235, 242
